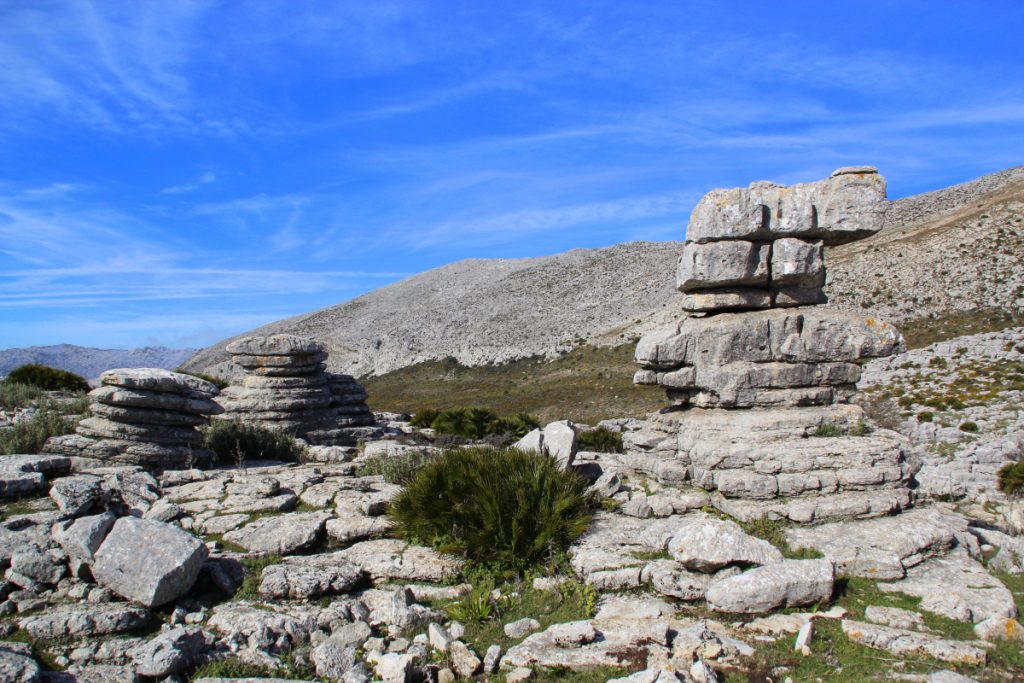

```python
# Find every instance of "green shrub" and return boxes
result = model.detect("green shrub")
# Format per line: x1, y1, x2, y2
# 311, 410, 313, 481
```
431, 407, 501, 439
202, 420, 304, 466
917, 411, 934, 423
388, 447, 592, 571
490, 412, 542, 439
0, 409, 77, 455
928, 357, 949, 369
813, 423, 843, 438
416, 407, 541, 440
958, 421, 980, 433
0, 382, 44, 411
447, 576, 497, 623
410, 408, 440, 428
998, 461, 1024, 498
356, 450, 435, 485
6, 364, 89, 392
578, 426, 624, 453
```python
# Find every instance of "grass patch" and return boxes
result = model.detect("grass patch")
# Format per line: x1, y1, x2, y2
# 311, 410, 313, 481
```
356, 450, 436, 485
388, 447, 592, 572
738, 517, 823, 560
0, 407, 79, 455
443, 574, 599, 655
234, 553, 282, 599
899, 307, 1023, 349
0, 382, 44, 411
188, 655, 313, 680
577, 426, 624, 453
364, 343, 665, 424
202, 420, 305, 467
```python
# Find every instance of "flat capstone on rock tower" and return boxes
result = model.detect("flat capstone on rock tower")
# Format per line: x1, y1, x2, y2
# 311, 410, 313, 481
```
628, 167, 919, 523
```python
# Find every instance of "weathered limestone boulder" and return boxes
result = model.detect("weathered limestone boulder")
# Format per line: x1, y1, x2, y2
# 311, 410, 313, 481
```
705, 558, 834, 613
513, 420, 578, 468
215, 335, 378, 446
222, 511, 330, 555
44, 368, 221, 470
258, 552, 364, 599
339, 538, 463, 583
841, 620, 986, 665
686, 167, 885, 246
19, 603, 150, 639
785, 508, 959, 579
129, 626, 214, 677
0, 454, 70, 499
666, 514, 782, 572
92, 517, 208, 607
0, 641, 41, 682
206, 602, 315, 655
877, 549, 1017, 623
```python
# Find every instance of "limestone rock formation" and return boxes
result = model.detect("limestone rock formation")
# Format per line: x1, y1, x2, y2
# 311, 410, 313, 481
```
629, 167, 916, 522
43, 368, 222, 470
215, 334, 378, 445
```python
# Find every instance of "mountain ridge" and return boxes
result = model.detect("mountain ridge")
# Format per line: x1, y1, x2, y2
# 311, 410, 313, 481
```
0, 344, 198, 382
182, 165, 1024, 380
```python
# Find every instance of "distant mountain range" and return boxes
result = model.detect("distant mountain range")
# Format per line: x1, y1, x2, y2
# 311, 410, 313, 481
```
183, 165, 1024, 380
0, 345, 198, 383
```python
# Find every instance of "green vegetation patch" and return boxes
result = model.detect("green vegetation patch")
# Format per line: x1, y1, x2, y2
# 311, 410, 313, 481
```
356, 450, 436, 485
440, 572, 600, 655
234, 553, 282, 600
899, 307, 1023, 349
388, 447, 592, 571
998, 461, 1024, 497
202, 419, 305, 467
188, 654, 313, 680
0, 406, 81, 455
364, 343, 665, 424
5, 364, 90, 392
577, 426, 623, 453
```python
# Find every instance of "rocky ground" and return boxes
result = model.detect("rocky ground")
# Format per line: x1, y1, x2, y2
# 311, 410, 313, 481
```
2, 329, 1024, 682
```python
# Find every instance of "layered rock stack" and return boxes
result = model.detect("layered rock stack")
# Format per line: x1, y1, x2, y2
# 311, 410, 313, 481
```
44, 368, 221, 470
628, 167, 918, 523
216, 334, 378, 446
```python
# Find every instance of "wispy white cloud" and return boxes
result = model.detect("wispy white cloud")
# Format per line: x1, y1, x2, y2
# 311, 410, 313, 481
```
411, 191, 698, 248
160, 170, 217, 194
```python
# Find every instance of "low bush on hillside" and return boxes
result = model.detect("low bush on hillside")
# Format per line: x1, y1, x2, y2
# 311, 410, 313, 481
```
5, 364, 90, 392
0, 409, 78, 455
202, 420, 304, 467
411, 407, 540, 440
578, 426, 623, 453
388, 446, 592, 571
356, 450, 435, 485
813, 423, 843, 438
998, 462, 1024, 498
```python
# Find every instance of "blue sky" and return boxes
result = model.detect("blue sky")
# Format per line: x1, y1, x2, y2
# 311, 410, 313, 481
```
2, 1, 1023, 350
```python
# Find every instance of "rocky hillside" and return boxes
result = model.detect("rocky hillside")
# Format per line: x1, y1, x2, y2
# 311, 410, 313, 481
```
0, 345, 198, 382
184, 166, 1024, 380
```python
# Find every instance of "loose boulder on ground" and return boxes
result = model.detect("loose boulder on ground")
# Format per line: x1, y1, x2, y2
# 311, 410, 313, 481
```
705, 558, 834, 613
91, 517, 208, 607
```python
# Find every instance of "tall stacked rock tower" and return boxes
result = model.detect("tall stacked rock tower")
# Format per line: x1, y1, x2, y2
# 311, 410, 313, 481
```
44, 368, 222, 470
216, 334, 378, 446
629, 167, 917, 523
